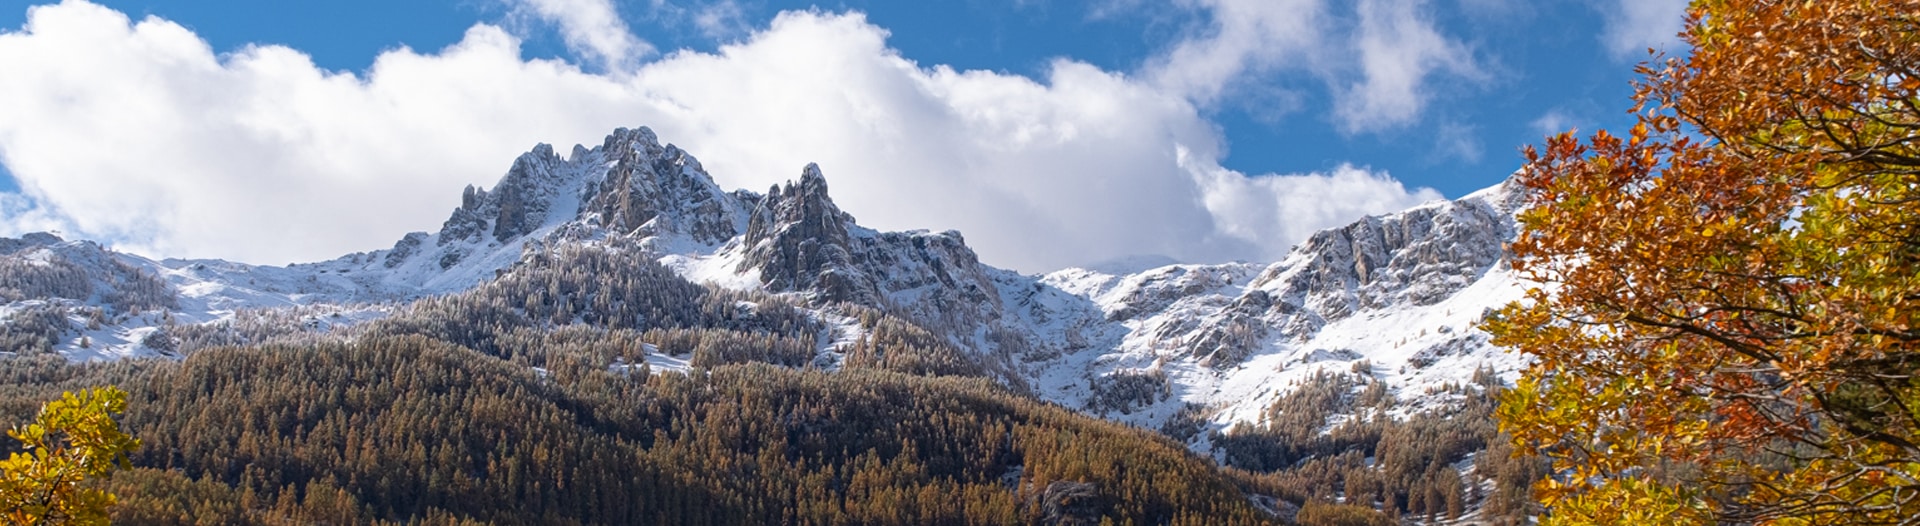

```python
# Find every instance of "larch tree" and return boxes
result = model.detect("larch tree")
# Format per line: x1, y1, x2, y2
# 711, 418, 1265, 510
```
1487, 0, 1920, 524
0, 387, 141, 525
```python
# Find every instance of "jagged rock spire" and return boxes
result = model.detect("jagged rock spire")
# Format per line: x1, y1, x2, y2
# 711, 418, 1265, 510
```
740, 163, 874, 303
584, 127, 740, 243
412, 126, 743, 270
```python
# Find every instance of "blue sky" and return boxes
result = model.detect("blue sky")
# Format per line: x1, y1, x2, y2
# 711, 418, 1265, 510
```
0, 0, 1687, 270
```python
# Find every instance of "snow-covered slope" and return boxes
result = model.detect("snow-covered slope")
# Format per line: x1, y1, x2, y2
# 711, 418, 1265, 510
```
3, 127, 756, 358
0, 126, 1533, 443
994, 181, 1529, 438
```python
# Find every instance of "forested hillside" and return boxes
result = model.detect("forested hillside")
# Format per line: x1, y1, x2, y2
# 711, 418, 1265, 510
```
0, 336, 1282, 525
0, 233, 1562, 524
0, 235, 1305, 524
0, 223, 1556, 524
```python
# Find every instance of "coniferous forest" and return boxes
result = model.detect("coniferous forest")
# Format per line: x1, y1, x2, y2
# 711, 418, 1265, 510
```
0, 340, 1269, 525
5, 0, 1916, 524
0, 236, 1546, 524
0, 241, 1295, 525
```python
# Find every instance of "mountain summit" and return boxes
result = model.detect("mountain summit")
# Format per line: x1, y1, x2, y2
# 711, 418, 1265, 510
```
1, 125, 1529, 446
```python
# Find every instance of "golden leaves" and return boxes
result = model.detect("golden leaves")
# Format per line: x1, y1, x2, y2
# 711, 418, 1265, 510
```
0, 387, 140, 526
1490, 0, 1920, 522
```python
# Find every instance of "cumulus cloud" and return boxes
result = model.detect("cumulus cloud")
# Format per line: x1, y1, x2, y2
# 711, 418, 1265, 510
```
1335, 0, 1483, 132
1185, 153, 1441, 250
1529, 108, 1583, 137
1595, 0, 1688, 60
1145, 0, 1482, 133
1144, 0, 1326, 106
0, 0, 1441, 271
508, 0, 650, 70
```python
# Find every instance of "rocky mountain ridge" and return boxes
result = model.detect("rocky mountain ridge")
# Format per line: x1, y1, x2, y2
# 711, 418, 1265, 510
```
0, 126, 1529, 447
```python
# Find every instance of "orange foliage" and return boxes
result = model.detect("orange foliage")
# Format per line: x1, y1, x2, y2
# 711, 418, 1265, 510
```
1489, 0, 1920, 523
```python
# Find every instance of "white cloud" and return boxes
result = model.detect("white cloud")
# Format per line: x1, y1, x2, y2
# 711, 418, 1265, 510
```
691, 0, 749, 40
1431, 122, 1482, 164
1145, 0, 1482, 134
0, 1, 1441, 271
1144, 0, 1326, 106
634, 0, 751, 42
508, 0, 650, 70
1595, 0, 1688, 61
0, 192, 63, 238
1529, 108, 1582, 137
1185, 154, 1442, 251
1335, 0, 1483, 132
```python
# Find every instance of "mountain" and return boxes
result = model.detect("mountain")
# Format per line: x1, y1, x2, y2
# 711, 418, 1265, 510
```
1, 124, 1533, 427
0, 126, 1542, 522
1025, 180, 1529, 428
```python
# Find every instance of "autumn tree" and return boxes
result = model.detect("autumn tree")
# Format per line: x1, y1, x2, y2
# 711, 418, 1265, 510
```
0, 387, 141, 525
1490, 0, 1920, 523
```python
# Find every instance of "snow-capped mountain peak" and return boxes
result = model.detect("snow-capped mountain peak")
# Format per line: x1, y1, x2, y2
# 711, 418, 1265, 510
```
2, 126, 1534, 447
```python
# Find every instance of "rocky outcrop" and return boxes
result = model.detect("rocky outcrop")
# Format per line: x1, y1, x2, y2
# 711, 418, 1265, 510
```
584, 127, 742, 244
1036, 481, 1105, 526
1104, 266, 1252, 322
736, 164, 1008, 339
1034, 186, 1522, 373
1257, 189, 1517, 321
740, 164, 872, 303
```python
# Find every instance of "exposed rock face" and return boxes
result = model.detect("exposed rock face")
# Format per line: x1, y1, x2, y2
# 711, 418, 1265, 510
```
1149, 182, 1524, 367
1036, 481, 1105, 526
1104, 265, 1253, 322
337, 126, 755, 290
1025, 180, 1530, 432
584, 127, 743, 244
383, 232, 428, 268
740, 164, 870, 304
350, 127, 1019, 352
849, 228, 1004, 338
735, 163, 1009, 339
490, 145, 562, 243
431, 127, 743, 255
1185, 289, 1272, 367
1250, 185, 1522, 322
